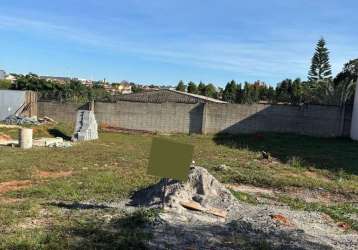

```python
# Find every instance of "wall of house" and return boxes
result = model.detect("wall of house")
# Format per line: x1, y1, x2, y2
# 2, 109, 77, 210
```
37, 101, 351, 137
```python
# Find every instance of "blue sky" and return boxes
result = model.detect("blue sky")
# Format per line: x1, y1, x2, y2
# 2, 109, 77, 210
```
0, 0, 357, 87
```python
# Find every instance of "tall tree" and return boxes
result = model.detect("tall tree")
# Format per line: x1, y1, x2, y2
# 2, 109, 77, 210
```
222, 80, 238, 103
308, 38, 332, 82
330, 58, 358, 105
204, 83, 217, 98
198, 81, 206, 95
187, 81, 198, 94
176, 80, 186, 92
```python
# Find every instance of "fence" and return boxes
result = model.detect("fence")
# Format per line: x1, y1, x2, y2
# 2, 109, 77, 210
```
37, 101, 352, 137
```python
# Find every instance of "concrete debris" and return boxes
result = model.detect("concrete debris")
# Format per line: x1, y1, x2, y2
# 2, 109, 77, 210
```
0, 135, 71, 148
33, 137, 72, 148
38, 116, 56, 124
19, 128, 33, 149
129, 166, 358, 250
130, 166, 237, 219
72, 110, 98, 141
3, 115, 40, 125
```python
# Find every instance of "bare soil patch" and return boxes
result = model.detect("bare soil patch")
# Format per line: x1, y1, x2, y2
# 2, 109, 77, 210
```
36, 170, 73, 179
0, 180, 32, 194
0, 133, 12, 142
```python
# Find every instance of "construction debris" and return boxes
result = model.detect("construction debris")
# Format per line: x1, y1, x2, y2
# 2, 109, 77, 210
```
129, 166, 358, 249
130, 166, 236, 220
38, 116, 56, 124
4, 115, 40, 125
19, 128, 33, 149
72, 110, 98, 141
33, 137, 72, 148
180, 200, 227, 218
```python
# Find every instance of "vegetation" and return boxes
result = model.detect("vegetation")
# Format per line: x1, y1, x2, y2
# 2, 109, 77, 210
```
172, 38, 357, 106
0, 79, 12, 89
2, 73, 111, 103
176, 80, 186, 92
276, 195, 358, 231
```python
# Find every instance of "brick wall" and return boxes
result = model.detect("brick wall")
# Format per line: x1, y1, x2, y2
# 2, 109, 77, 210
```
37, 101, 351, 137
95, 102, 203, 133
38, 102, 89, 125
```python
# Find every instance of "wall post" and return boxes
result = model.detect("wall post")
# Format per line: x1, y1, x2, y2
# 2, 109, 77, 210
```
201, 103, 207, 135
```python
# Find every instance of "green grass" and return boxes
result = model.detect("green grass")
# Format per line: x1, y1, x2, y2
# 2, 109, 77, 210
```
231, 190, 258, 205
0, 126, 358, 248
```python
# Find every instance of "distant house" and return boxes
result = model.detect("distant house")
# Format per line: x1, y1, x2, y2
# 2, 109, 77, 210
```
40, 76, 73, 84
112, 83, 132, 94
78, 78, 93, 87
5, 74, 17, 83
114, 89, 227, 104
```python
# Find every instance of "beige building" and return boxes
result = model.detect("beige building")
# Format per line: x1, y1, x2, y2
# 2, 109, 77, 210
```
111, 83, 132, 94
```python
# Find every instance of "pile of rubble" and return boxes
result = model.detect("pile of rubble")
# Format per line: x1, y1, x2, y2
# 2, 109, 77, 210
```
128, 166, 358, 250
131, 166, 236, 220
3, 115, 56, 126
33, 137, 72, 148
4, 115, 40, 125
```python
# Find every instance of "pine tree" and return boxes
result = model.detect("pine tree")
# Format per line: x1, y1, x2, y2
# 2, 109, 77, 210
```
187, 81, 198, 94
308, 38, 332, 82
222, 80, 238, 103
204, 83, 217, 98
176, 80, 186, 92
198, 81, 206, 95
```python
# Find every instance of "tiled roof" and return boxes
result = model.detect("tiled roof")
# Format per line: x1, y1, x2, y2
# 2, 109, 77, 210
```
114, 89, 227, 104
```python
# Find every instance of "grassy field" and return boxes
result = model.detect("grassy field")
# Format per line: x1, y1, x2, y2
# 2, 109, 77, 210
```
0, 124, 357, 249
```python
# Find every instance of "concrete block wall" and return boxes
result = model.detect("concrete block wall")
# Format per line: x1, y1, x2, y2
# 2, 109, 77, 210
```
38, 102, 88, 125
95, 102, 203, 134
205, 103, 346, 137
37, 101, 350, 137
